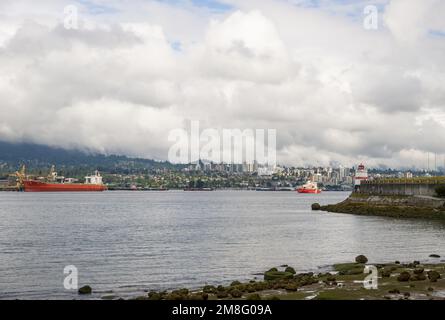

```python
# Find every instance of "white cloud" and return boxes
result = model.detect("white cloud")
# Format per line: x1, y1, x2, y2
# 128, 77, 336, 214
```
0, 0, 444, 168
384, 0, 445, 44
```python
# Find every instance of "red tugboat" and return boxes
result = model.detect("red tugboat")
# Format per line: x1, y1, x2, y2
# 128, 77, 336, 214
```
296, 181, 321, 194
15, 165, 107, 192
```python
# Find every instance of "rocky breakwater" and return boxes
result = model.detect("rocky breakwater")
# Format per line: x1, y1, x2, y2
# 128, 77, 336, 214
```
313, 193, 445, 219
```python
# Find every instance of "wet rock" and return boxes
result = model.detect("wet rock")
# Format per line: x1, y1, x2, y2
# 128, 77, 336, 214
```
167, 288, 189, 300
404, 292, 411, 298
147, 291, 164, 301
284, 283, 299, 291
271, 283, 281, 290
230, 281, 241, 287
78, 285, 92, 295
397, 272, 411, 282
427, 271, 441, 282
413, 268, 424, 274
236, 284, 247, 291
285, 267, 296, 274
216, 291, 229, 299
246, 285, 256, 293
388, 289, 400, 294
264, 271, 294, 281
188, 294, 203, 301
166, 293, 185, 300
246, 294, 262, 300
295, 272, 313, 279
395, 261, 401, 264
412, 273, 427, 281
355, 255, 368, 264
268, 268, 278, 272
413, 261, 420, 265
253, 282, 268, 291
311, 203, 321, 211
234, 284, 247, 292
429, 254, 441, 258
176, 288, 189, 296
230, 289, 242, 298
203, 285, 217, 294
266, 282, 275, 290
428, 287, 434, 292
335, 263, 365, 275
381, 270, 391, 278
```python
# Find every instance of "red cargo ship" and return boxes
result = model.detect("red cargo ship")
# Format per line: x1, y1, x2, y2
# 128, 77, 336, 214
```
23, 179, 107, 192
15, 166, 107, 192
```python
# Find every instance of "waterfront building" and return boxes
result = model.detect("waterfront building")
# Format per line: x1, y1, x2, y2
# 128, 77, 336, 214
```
405, 172, 413, 178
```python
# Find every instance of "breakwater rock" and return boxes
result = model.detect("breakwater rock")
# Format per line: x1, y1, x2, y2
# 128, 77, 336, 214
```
318, 193, 445, 219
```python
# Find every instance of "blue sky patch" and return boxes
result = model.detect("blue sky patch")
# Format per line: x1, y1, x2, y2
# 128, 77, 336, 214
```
157, 0, 233, 12
170, 41, 183, 51
429, 30, 445, 38
75, 0, 120, 15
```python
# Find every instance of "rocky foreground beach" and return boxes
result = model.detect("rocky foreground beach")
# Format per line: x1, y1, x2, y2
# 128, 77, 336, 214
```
82, 255, 445, 301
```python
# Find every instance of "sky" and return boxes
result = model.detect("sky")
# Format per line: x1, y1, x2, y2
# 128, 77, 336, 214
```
0, 0, 444, 168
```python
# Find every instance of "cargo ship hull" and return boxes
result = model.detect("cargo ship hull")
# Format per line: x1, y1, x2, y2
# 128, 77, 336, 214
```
297, 188, 321, 194
23, 180, 107, 192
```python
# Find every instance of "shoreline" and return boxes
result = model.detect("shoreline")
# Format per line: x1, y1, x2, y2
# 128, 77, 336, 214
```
85, 255, 444, 301
317, 193, 445, 219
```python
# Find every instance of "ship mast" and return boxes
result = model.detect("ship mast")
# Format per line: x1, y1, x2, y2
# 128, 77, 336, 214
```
47, 165, 56, 181
9, 165, 26, 189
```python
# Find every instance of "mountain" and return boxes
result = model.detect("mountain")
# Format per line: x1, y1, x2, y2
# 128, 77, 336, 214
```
0, 141, 180, 177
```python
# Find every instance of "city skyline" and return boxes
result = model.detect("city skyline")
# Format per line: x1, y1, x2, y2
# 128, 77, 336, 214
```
0, 0, 444, 168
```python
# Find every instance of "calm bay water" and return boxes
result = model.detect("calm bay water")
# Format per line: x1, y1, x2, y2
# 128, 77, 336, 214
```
0, 190, 444, 299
